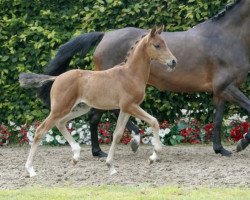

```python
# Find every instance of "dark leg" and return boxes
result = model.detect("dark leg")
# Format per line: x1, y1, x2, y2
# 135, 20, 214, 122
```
213, 97, 232, 156
88, 108, 108, 157
111, 109, 140, 152
220, 84, 250, 152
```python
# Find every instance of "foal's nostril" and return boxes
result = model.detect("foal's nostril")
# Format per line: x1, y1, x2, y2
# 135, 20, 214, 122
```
171, 59, 176, 67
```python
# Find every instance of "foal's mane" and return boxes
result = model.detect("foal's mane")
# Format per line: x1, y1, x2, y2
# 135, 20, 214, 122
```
211, 0, 241, 21
123, 34, 147, 64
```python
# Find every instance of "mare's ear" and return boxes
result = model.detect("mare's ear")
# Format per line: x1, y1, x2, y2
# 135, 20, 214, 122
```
150, 26, 157, 37
157, 25, 164, 34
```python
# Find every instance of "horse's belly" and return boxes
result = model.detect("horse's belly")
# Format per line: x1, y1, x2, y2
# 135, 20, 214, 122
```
148, 71, 213, 93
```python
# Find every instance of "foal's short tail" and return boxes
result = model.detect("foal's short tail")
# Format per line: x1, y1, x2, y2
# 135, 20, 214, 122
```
38, 32, 104, 108
19, 73, 56, 88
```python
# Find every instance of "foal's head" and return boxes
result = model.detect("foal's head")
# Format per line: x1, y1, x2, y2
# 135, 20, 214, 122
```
145, 26, 177, 71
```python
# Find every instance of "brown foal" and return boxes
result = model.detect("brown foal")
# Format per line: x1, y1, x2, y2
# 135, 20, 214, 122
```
20, 27, 177, 177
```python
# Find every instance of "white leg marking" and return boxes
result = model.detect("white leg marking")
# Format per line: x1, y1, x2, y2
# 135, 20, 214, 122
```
72, 143, 81, 162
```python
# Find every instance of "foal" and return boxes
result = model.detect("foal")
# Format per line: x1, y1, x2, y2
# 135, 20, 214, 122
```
20, 27, 177, 177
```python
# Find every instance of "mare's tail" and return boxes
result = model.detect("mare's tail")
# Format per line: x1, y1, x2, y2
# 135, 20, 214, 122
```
37, 32, 104, 107
19, 73, 56, 88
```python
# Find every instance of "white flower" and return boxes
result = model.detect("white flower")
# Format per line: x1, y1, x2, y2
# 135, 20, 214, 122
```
29, 126, 35, 132
172, 135, 176, 139
79, 131, 84, 139
142, 137, 150, 144
165, 128, 170, 134
48, 130, 53, 135
82, 124, 88, 129
9, 121, 15, 126
55, 135, 66, 144
45, 134, 54, 143
68, 123, 73, 129
15, 126, 21, 131
145, 127, 153, 135
135, 118, 142, 125
181, 109, 188, 115
27, 131, 34, 145
159, 129, 167, 138
71, 130, 77, 136
242, 116, 248, 121
77, 128, 83, 132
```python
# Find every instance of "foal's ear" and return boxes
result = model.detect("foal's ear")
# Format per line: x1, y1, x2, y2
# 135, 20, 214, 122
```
150, 26, 157, 37
157, 25, 164, 34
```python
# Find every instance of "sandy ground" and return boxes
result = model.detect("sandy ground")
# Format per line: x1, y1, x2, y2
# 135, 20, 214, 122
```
1, 144, 250, 189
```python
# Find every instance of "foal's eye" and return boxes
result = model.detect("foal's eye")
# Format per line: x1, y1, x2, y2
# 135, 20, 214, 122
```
153, 44, 160, 49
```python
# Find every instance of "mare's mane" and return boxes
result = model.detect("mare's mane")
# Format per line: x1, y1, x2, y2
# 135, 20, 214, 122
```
212, 0, 241, 21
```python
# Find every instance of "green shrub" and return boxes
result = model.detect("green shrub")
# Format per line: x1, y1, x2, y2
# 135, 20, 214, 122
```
0, 0, 249, 124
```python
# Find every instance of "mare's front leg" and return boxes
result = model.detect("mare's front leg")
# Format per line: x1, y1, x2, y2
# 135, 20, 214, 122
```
219, 84, 250, 152
88, 108, 108, 157
111, 109, 141, 153
106, 111, 130, 175
126, 105, 162, 163
213, 97, 232, 156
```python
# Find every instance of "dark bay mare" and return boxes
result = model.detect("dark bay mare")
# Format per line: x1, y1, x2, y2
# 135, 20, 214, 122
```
38, 0, 250, 157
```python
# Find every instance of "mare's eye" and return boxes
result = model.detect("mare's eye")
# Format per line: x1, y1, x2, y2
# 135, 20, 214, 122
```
154, 44, 160, 49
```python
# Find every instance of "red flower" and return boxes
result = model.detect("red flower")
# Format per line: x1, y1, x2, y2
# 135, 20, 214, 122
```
230, 122, 250, 142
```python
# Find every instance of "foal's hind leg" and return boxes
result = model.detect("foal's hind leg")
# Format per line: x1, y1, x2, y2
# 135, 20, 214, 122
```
106, 111, 130, 175
25, 114, 58, 177
125, 104, 162, 163
56, 104, 91, 164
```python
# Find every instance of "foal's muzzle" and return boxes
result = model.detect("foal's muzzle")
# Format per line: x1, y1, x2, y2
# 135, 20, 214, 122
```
166, 59, 177, 71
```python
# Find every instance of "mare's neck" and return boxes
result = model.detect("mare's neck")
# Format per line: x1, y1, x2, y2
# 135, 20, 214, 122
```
126, 38, 151, 84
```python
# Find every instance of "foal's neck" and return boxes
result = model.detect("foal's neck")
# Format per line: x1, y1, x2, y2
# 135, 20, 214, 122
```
125, 37, 151, 84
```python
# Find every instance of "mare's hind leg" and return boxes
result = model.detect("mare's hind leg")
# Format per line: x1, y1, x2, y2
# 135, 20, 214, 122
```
88, 108, 107, 157
25, 114, 59, 177
125, 104, 162, 163
106, 111, 130, 175
219, 84, 250, 152
111, 109, 140, 153
56, 104, 91, 164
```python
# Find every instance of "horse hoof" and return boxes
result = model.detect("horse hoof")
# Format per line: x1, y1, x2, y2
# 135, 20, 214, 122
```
29, 171, 37, 177
214, 148, 232, 156
92, 150, 108, 158
110, 168, 117, 175
130, 139, 139, 153
72, 158, 78, 165
236, 138, 250, 152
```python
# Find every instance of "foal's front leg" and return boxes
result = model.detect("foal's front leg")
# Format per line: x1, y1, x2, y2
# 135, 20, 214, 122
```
126, 105, 162, 163
106, 111, 130, 175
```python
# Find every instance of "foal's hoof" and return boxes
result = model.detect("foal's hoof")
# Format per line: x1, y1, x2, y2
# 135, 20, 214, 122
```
130, 139, 139, 153
148, 151, 160, 164
236, 138, 250, 152
72, 158, 78, 165
92, 150, 108, 158
214, 147, 232, 156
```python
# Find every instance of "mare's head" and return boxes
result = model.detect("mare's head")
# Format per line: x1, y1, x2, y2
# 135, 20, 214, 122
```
145, 26, 177, 71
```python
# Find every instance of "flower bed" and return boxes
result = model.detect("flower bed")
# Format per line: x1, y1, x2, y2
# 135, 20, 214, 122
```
1, 114, 249, 147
